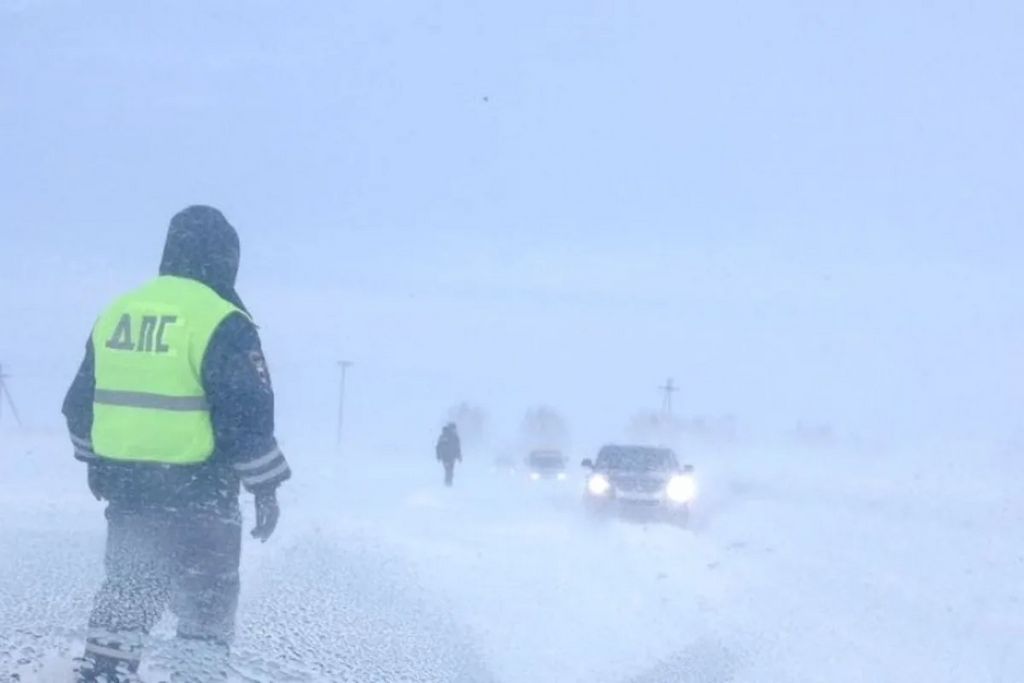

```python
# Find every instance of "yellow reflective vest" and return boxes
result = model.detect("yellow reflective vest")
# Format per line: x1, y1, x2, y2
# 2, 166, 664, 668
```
90, 276, 244, 464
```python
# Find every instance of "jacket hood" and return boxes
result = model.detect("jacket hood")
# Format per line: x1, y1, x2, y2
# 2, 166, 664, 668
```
159, 205, 248, 313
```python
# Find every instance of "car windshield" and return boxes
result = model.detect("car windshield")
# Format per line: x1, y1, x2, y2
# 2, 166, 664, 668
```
597, 448, 674, 471
529, 453, 564, 468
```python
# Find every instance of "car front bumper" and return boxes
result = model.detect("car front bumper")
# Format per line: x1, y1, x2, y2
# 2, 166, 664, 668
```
585, 492, 689, 515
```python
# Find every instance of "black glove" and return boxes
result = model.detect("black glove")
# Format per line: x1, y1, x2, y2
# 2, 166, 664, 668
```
250, 489, 280, 542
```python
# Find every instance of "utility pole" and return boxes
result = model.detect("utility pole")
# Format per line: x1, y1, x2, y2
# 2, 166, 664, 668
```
659, 377, 678, 416
0, 363, 24, 429
336, 360, 353, 452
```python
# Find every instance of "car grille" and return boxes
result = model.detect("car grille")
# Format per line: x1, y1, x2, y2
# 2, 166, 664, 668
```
612, 476, 664, 493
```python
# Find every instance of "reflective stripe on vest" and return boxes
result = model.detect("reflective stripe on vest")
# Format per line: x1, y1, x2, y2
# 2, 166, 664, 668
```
90, 276, 244, 464
94, 390, 210, 411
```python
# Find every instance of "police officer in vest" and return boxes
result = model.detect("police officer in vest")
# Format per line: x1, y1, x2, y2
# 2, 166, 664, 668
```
62, 206, 292, 682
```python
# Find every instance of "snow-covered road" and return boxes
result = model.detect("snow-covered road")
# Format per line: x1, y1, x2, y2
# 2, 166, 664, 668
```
1, 435, 1021, 682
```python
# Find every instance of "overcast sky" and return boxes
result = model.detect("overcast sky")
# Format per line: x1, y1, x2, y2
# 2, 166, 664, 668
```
2, 0, 1021, 453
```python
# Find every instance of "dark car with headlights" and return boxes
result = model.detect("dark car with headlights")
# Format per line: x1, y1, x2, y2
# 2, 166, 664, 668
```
526, 449, 568, 481
581, 445, 696, 525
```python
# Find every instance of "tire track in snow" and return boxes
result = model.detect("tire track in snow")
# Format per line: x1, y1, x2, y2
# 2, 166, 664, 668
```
230, 530, 497, 682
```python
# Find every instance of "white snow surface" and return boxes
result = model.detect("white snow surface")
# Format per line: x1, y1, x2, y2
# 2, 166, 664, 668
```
1, 434, 1022, 682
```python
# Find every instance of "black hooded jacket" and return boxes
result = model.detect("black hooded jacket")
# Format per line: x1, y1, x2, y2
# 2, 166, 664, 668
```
62, 206, 291, 508
435, 425, 461, 464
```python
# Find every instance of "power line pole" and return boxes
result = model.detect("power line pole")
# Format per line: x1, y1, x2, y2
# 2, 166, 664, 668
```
336, 360, 353, 452
659, 377, 678, 416
0, 363, 24, 429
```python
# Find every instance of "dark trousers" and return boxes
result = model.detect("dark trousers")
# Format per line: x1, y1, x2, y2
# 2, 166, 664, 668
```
442, 461, 455, 487
80, 501, 242, 680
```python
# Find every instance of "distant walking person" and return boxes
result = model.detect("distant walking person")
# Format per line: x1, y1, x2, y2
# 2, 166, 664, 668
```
63, 206, 292, 682
436, 422, 462, 487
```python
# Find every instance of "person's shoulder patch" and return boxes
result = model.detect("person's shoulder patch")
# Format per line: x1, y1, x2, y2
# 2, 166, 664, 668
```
249, 350, 271, 387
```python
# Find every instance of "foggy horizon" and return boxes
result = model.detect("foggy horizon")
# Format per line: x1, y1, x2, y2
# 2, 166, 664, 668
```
4, 2, 1021, 454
